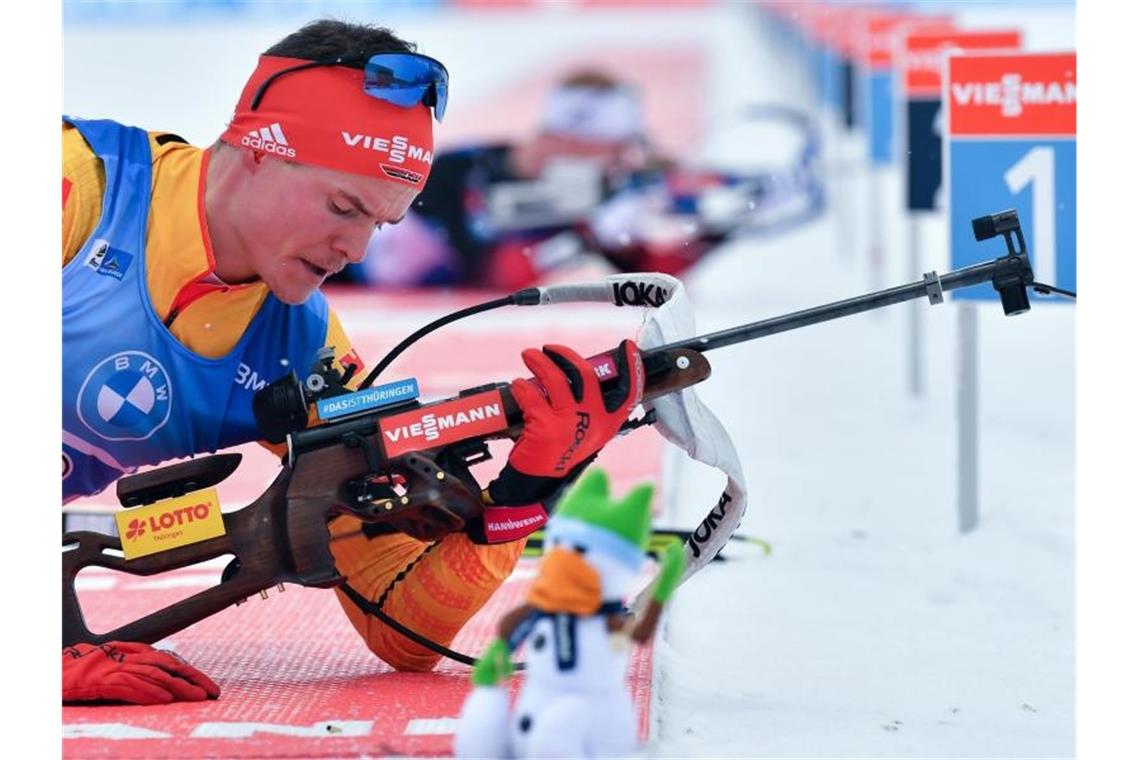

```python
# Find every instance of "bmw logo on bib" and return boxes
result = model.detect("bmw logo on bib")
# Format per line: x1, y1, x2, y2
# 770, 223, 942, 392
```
78, 351, 173, 441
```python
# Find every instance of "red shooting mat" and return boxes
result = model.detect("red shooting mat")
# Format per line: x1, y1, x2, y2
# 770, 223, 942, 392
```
63, 560, 658, 757
64, 287, 664, 757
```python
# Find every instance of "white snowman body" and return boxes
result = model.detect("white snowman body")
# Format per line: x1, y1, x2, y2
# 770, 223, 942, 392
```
508, 612, 637, 758
455, 514, 648, 759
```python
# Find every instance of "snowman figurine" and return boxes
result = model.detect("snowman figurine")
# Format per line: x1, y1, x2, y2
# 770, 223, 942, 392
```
454, 468, 684, 759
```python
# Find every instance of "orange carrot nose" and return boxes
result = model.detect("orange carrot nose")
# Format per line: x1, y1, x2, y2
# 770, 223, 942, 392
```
526, 546, 603, 615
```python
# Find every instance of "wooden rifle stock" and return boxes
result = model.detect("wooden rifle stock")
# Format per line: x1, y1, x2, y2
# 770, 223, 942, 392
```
61, 345, 710, 646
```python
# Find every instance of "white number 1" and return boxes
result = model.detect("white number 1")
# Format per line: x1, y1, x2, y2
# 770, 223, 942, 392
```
1003, 146, 1056, 286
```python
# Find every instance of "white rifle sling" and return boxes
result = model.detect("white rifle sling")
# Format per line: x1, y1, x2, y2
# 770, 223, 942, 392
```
537, 274, 749, 608
630, 275, 748, 610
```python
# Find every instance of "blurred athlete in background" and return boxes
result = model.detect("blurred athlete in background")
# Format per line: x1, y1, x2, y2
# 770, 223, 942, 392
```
333, 69, 824, 290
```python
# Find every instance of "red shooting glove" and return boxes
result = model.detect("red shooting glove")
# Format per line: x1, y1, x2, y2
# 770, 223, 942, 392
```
488, 340, 643, 507
63, 641, 220, 705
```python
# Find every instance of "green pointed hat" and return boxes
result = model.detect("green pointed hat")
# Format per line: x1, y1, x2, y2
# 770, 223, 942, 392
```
554, 468, 653, 552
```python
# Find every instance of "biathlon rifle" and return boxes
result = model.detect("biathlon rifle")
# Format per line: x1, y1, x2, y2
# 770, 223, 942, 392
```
62, 209, 1070, 647
490, 104, 824, 265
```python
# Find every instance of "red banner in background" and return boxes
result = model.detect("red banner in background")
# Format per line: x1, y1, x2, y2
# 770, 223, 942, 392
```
903, 29, 1023, 96
858, 13, 914, 69
857, 13, 952, 70
947, 52, 1076, 137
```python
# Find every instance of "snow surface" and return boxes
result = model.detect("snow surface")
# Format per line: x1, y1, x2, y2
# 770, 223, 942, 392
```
64, 3, 1076, 757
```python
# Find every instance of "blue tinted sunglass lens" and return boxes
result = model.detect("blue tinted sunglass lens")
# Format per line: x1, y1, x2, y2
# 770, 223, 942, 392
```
364, 54, 449, 121
363, 74, 425, 107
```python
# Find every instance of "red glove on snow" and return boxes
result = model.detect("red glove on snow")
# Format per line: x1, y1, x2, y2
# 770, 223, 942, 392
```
488, 340, 643, 508
63, 641, 220, 705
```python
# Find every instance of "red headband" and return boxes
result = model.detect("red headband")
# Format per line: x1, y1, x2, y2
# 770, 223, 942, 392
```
220, 55, 434, 190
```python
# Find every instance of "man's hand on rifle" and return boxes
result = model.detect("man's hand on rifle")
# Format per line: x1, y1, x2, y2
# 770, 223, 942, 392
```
63, 641, 220, 705
475, 340, 643, 543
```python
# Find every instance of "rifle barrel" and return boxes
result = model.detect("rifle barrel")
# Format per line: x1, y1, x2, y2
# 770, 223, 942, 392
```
654, 257, 1005, 355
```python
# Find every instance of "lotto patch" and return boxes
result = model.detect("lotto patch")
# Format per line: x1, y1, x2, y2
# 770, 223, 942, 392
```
114, 488, 226, 560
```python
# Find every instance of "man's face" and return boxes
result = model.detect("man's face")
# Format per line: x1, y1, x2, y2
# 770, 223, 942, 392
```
232, 156, 419, 304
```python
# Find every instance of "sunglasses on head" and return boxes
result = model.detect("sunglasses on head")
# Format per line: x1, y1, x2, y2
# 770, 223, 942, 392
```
250, 51, 449, 122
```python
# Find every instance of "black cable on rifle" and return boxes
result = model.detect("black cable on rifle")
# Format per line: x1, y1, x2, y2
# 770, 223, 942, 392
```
359, 289, 541, 389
